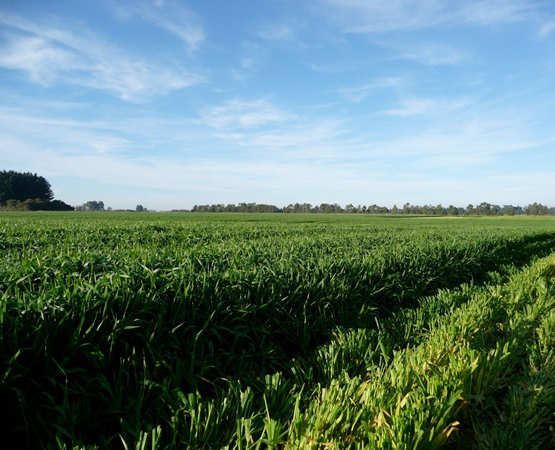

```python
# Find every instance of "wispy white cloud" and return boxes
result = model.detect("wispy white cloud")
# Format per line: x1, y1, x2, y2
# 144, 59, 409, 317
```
394, 43, 469, 66
201, 98, 544, 171
112, 0, 205, 52
230, 40, 266, 82
0, 136, 352, 206
3, 112, 549, 209
231, 56, 258, 81
538, 20, 555, 38
0, 95, 551, 208
0, 13, 202, 101
0, 90, 87, 110
0, 108, 131, 155
338, 77, 402, 102
459, 0, 535, 25
321, 0, 444, 33
0, 101, 210, 160
321, 0, 537, 33
200, 99, 295, 129
240, 57, 255, 69
383, 97, 471, 117
361, 115, 546, 168
309, 62, 357, 73
257, 23, 296, 41
0, 34, 79, 84
219, 118, 349, 161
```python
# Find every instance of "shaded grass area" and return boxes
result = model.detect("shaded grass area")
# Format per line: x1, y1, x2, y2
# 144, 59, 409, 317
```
0, 214, 554, 448
123, 253, 553, 449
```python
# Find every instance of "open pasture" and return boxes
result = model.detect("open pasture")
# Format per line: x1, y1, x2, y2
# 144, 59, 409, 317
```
1, 213, 554, 448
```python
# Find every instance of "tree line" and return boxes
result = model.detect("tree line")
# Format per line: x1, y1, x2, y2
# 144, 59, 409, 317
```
74, 202, 149, 212
190, 202, 555, 216
2, 171, 552, 215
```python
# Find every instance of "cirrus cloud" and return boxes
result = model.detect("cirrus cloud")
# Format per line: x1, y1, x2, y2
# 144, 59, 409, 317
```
0, 12, 202, 101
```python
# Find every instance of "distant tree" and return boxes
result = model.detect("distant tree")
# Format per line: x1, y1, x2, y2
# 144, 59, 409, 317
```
435, 204, 446, 215
78, 201, 105, 211
526, 202, 548, 216
0, 170, 54, 204
136, 204, 145, 212
319, 203, 332, 213
477, 202, 491, 216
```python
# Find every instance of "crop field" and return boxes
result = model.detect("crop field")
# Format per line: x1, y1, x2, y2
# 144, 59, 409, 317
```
1, 212, 554, 449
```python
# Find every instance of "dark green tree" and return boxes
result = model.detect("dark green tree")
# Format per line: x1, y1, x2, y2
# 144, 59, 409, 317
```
0, 170, 54, 204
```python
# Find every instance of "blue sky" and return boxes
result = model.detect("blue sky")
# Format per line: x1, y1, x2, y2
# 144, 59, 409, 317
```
1, 0, 554, 209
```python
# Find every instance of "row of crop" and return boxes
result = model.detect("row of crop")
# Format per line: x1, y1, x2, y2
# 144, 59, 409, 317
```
284, 254, 554, 448
113, 252, 553, 449
2, 227, 555, 447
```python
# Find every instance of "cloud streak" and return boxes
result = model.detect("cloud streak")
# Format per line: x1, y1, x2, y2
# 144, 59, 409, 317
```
0, 12, 202, 101
257, 23, 296, 41
321, 0, 537, 33
338, 77, 402, 102
538, 20, 555, 38
394, 43, 469, 66
112, 0, 205, 52
200, 99, 296, 129
383, 97, 471, 117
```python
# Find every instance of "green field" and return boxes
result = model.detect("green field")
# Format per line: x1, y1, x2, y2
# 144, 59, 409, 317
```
1, 213, 554, 449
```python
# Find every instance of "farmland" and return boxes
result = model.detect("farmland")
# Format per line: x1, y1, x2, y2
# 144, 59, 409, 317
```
1, 213, 554, 449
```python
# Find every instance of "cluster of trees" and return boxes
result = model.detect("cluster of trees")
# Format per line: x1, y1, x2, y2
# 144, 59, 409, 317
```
74, 202, 148, 212
520, 202, 552, 216
75, 201, 105, 211
190, 202, 555, 216
0, 171, 73, 211
0, 170, 53, 203
190, 203, 281, 213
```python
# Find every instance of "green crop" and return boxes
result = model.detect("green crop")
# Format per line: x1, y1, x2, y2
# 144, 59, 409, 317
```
0, 212, 554, 448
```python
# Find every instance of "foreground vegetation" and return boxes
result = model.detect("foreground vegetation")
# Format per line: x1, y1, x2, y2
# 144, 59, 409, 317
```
0, 213, 554, 448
